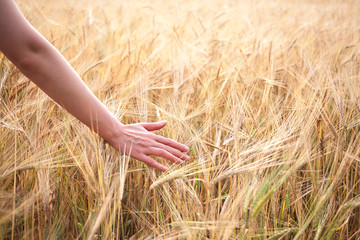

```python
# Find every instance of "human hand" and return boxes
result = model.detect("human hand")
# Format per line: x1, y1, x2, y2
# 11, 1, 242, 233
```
105, 120, 189, 171
0, 0, 189, 172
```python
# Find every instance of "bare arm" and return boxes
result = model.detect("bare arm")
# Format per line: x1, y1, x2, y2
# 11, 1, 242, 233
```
0, 0, 189, 171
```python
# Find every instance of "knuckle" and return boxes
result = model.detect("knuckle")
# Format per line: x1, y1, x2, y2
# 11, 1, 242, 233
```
156, 149, 167, 156
141, 138, 151, 145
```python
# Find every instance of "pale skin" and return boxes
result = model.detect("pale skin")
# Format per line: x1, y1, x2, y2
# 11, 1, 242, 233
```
0, 0, 190, 171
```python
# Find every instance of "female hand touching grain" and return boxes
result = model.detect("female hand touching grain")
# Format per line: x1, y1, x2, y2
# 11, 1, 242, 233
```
106, 121, 189, 171
0, 0, 189, 171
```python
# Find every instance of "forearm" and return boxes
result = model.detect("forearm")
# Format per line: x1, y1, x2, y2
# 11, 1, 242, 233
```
15, 45, 189, 171
16, 41, 121, 141
0, 0, 120, 140
0, 0, 189, 171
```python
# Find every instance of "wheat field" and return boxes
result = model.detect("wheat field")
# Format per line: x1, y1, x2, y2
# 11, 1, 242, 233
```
1, 0, 360, 239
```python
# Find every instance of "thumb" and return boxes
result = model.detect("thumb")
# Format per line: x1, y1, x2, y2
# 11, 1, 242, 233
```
140, 121, 167, 131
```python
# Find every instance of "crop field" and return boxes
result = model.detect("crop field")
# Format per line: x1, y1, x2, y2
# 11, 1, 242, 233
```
1, 0, 360, 239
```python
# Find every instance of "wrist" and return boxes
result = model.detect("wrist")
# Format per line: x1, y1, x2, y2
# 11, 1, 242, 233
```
96, 115, 124, 143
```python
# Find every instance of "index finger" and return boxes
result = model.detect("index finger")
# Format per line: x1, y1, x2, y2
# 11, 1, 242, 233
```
154, 135, 189, 152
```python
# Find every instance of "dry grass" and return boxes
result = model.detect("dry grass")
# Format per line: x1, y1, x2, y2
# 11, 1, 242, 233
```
1, 0, 360, 239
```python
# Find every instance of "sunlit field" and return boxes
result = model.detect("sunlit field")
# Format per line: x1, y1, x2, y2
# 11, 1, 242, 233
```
1, 0, 360, 239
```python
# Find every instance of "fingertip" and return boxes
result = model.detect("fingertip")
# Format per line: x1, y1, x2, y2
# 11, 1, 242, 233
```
158, 120, 167, 126
151, 121, 167, 131
180, 145, 190, 152
179, 153, 189, 161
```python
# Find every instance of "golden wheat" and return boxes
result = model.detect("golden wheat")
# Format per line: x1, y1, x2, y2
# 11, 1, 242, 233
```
1, 0, 360, 239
